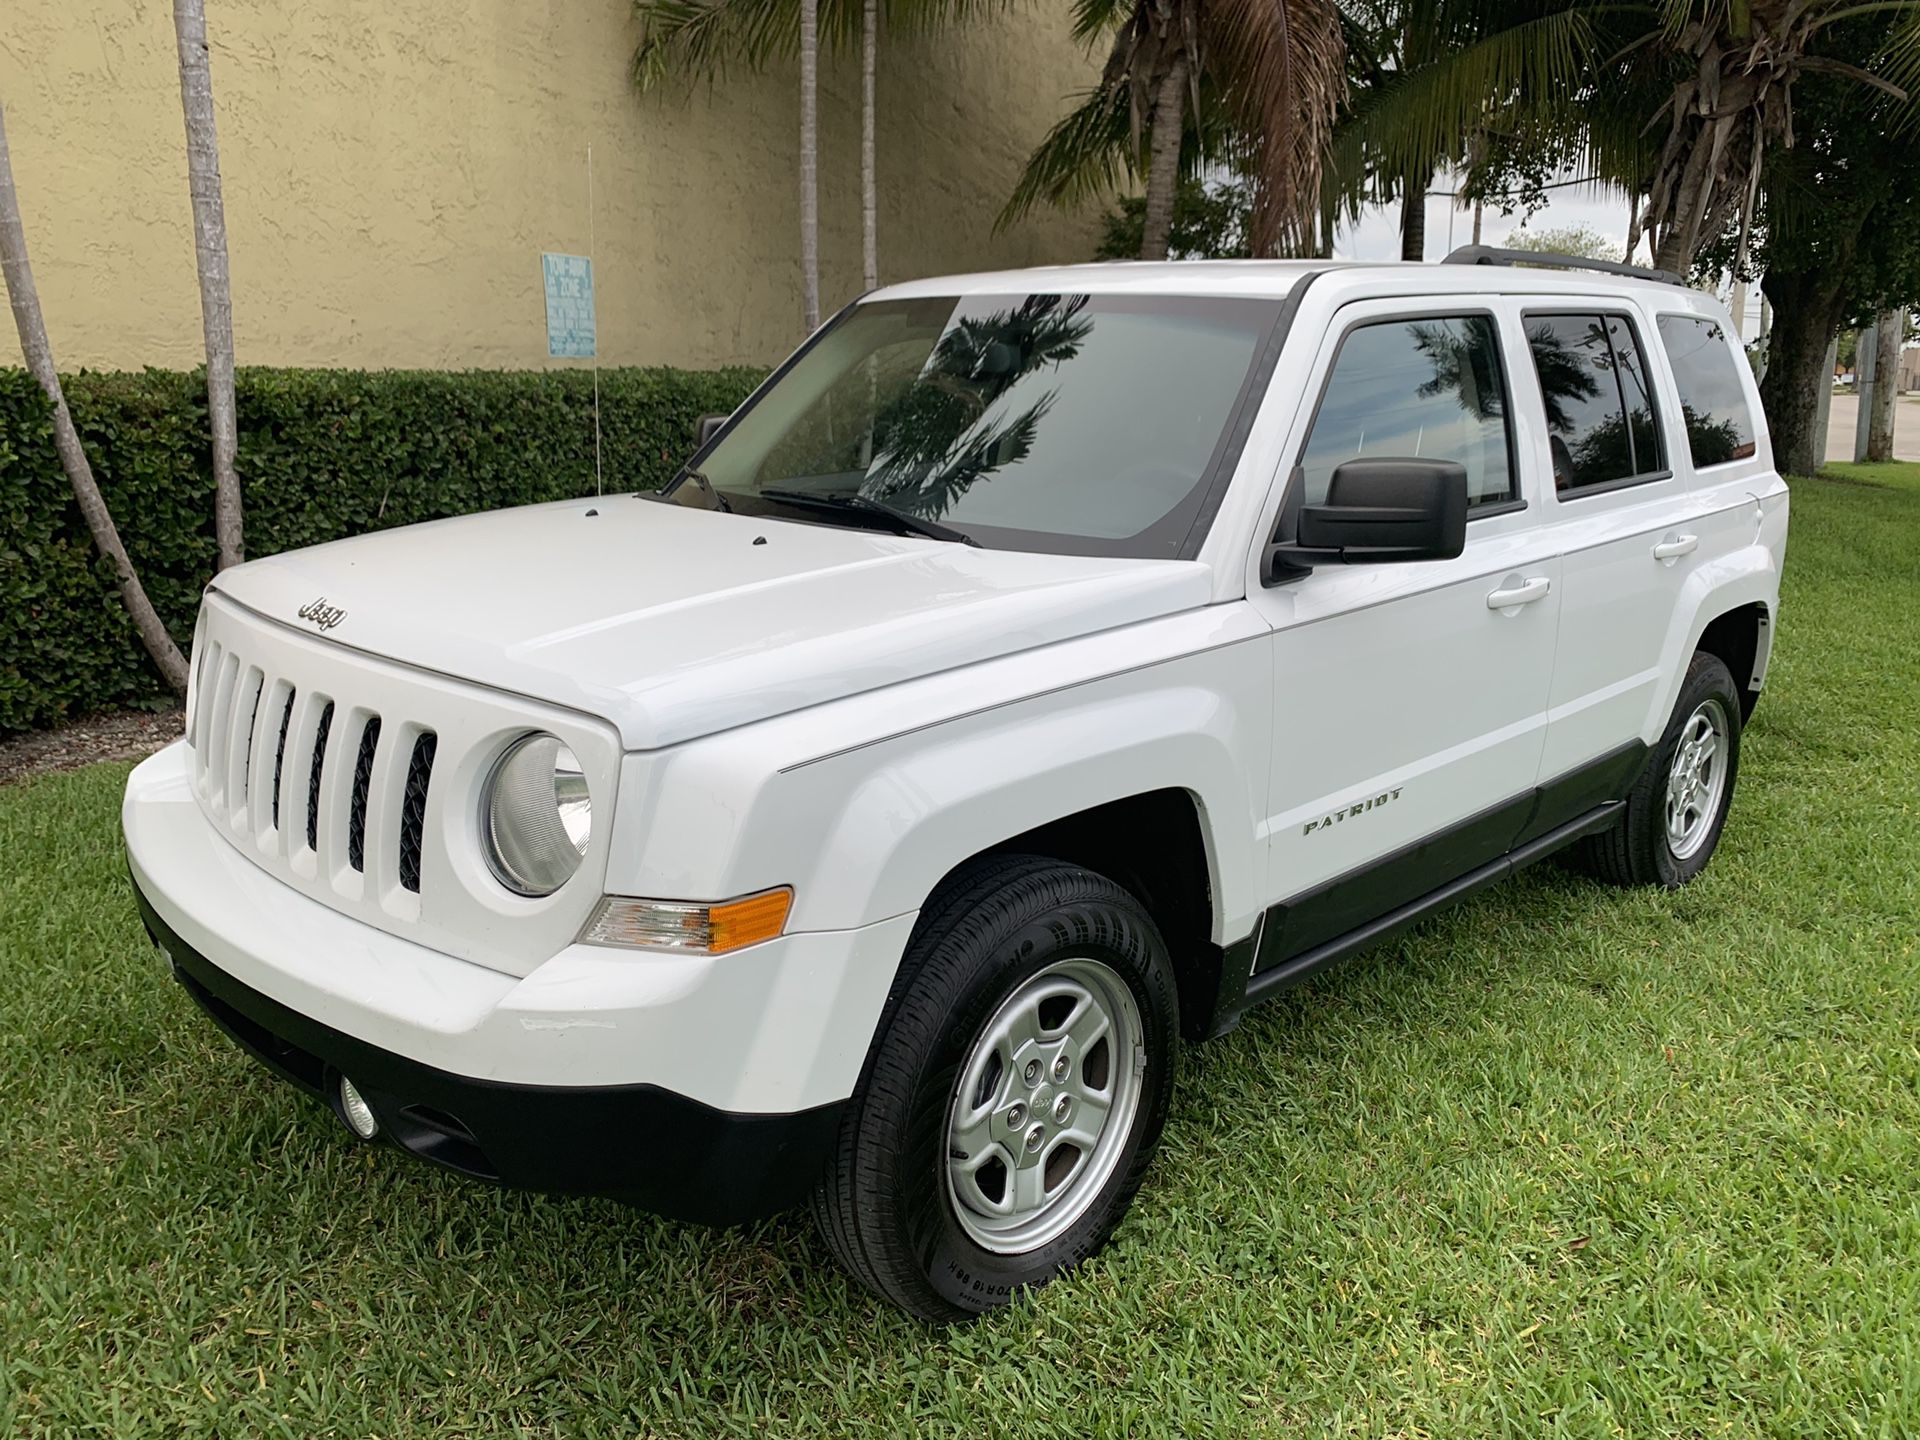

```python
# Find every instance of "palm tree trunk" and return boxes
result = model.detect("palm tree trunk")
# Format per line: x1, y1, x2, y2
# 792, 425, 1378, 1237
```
1399, 171, 1426, 261
798, 0, 821, 330
1759, 259, 1854, 477
0, 105, 189, 692
1867, 307, 1902, 463
861, 0, 877, 293
172, 0, 243, 572
1138, 56, 1188, 261
1652, 118, 1721, 277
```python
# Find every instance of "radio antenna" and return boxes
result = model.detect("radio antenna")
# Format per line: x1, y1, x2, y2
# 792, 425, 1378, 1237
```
587, 143, 603, 497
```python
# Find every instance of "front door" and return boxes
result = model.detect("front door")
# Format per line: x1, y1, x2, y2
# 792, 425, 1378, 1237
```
1244, 300, 1562, 972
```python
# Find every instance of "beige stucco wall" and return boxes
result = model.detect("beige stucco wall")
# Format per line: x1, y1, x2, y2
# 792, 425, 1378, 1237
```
1, 0, 1104, 372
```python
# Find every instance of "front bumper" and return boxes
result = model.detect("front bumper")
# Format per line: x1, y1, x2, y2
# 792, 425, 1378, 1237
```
138, 886, 839, 1223
124, 741, 916, 1223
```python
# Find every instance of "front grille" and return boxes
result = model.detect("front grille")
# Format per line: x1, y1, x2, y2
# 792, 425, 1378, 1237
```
190, 631, 436, 906
182, 592, 616, 975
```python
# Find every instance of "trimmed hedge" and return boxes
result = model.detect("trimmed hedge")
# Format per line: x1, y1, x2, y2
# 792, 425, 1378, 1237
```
0, 364, 762, 735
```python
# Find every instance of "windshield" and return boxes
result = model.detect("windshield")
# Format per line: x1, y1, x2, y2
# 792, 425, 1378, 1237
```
684, 292, 1283, 558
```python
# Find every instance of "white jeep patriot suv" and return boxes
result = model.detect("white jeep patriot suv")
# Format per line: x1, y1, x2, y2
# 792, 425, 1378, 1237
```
124, 250, 1788, 1320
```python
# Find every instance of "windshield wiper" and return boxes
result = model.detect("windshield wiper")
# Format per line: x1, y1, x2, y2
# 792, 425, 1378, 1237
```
758, 487, 980, 547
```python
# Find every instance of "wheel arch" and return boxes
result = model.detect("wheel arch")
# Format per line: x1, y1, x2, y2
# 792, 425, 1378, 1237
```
1694, 600, 1772, 721
1644, 548, 1779, 741
937, 788, 1227, 1041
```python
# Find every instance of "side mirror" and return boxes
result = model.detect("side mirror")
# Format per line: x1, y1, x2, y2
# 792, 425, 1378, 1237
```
1268, 459, 1468, 580
695, 413, 729, 448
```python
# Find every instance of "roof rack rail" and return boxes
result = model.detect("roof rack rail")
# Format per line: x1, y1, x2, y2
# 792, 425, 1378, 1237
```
1441, 244, 1686, 289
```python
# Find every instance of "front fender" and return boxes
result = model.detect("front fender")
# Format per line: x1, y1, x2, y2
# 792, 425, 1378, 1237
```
605, 607, 1274, 945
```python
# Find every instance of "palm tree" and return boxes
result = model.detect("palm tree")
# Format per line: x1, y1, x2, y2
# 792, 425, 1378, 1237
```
1620, 1, 1920, 276
1424, 0, 1920, 276
0, 103, 189, 693
1325, 1, 1917, 279
1323, 1, 1601, 262
172, 0, 244, 570
1002, 0, 1598, 264
1001, 0, 1347, 258
633, 0, 991, 326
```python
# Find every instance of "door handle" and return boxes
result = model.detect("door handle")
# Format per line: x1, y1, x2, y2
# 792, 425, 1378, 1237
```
1652, 533, 1699, 561
1486, 576, 1552, 610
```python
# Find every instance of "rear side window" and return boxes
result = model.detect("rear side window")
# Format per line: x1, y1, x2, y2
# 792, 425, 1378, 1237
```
1657, 315, 1758, 468
1299, 315, 1516, 511
1524, 313, 1666, 494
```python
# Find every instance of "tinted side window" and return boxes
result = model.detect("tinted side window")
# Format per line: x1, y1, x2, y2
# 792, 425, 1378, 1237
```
1657, 314, 1759, 468
1526, 313, 1666, 493
1299, 315, 1515, 510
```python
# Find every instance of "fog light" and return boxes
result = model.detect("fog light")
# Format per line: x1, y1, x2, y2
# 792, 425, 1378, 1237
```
337, 1076, 379, 1140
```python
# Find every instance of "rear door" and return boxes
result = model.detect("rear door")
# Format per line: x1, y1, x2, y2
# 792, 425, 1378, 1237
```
1244, 298, 1562, 972
1516, 303, 1697, 824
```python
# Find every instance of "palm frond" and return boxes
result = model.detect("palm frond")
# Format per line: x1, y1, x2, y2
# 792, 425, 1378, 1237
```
632, 0, 808, 87
634, 0, 984, 85
884, 0, 1020, 39
1069, 0, 1133, 44
995, 86, 1136, 232
1317, 115, 1377, 232
1208, 0, 1346, 252
1341, 8, 1601, 183
1875, 10, 1920, 131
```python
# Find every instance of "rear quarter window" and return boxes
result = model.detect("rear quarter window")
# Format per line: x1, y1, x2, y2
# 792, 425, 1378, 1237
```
1656, 315, 1758, 468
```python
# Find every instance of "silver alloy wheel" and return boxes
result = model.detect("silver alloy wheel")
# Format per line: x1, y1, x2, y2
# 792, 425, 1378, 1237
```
1665, 697, 1730, 860
944, 956, 1144, 1254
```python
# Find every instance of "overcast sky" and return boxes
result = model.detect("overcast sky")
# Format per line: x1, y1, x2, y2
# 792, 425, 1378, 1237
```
1333, 177, 1633, 263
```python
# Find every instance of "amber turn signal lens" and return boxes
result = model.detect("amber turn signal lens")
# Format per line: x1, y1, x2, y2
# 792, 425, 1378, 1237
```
705, 888, 794, 953
579, 887, 793, 954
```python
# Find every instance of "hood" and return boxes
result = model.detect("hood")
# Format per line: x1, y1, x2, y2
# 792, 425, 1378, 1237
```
210, 496, 1214, 750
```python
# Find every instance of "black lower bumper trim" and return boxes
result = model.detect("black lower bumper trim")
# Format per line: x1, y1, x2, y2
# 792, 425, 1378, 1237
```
133, 878, 845, 1225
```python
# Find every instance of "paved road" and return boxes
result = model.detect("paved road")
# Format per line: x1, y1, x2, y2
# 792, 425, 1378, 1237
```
1824, 393, 1920, 463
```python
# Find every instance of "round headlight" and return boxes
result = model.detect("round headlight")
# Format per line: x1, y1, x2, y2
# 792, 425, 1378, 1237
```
484, 732, 591, 896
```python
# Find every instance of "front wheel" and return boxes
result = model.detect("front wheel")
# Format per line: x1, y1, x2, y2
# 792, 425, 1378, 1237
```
813, 855, 1179, 1321
1572, 650, 1743, 888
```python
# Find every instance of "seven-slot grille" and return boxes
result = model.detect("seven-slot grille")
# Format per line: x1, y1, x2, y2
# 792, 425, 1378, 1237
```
189, 634, 436, 901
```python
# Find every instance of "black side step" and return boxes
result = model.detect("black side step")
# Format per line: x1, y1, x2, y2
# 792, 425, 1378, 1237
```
1240, 801, 1624, 1008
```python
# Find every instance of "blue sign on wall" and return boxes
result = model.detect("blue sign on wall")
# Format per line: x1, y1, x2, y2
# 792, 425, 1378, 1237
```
542, 253, 596, 358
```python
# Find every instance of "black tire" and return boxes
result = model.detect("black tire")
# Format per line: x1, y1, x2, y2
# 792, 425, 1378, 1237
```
1572, 651, 1743, 888
812, 854, 1180, 1322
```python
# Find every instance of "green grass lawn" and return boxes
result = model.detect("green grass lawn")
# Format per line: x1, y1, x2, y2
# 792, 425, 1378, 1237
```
4, 464, 1918, 1438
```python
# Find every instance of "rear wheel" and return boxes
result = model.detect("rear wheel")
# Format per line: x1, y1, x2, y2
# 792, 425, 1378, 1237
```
1572, 651, 1742, 888
813, 855, 1179, 1321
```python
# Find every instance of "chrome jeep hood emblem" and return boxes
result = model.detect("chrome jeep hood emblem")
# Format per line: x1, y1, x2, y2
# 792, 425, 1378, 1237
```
296, 596, 347, 632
